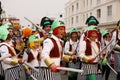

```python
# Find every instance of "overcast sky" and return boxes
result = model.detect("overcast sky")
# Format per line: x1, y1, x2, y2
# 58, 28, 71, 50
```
0, 0, 69, 26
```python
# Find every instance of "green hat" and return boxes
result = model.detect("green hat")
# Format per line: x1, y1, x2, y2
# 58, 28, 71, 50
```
40, 17, 53, 29
51, 20, 65, 31
101, 30, 109, 37
87, 25, 99, 31
117, 20, 120, 26
29, 34, 40, 42
43, 21, 51, 25
4, 22, 12, 29
85, 16, 99, 25
69, 27, 78, 34
0, 27, 9, 40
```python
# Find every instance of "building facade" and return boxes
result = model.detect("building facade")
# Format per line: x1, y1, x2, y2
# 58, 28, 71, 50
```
65, 0, 120, 31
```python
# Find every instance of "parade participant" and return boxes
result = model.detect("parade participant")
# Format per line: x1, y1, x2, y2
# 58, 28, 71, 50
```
40, 20, 67, 80
22, 27, 32, 48
22, 34, 41, 79
0, 26, 26, 80
78, 26, 101, 80
111, 20, 120, 80
39, 17, 53, 39
64, 27, 80, 80
101, 30, 112, 80
85, 16, 99, 26
80, 16, 101, 44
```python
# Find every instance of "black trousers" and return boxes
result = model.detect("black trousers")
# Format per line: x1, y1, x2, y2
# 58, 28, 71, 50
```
0, 75, 5, 80
102, 65, 110, 80
117, 72, 120, 80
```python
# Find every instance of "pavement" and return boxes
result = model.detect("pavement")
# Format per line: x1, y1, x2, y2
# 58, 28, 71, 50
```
61, 70, 117, 80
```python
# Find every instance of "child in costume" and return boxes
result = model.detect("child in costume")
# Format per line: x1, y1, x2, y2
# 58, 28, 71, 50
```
101, 30, 113, 80
22, 34, 41, 80
64, 27, 80, 80
78, 26, 102, 80
40, 20, 76, 80
0, 26, 26, 80
111, 20, 120, 80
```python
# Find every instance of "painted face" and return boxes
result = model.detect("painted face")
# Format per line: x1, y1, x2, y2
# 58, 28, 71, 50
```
8, 29, 14, 36
89, 32, 98, 41
105, 33, 111, 41
44, 25, 51, 33
34, 41, 40, 49
119, 24, 120, 29
71, 32, 78, 41
56, 27, 66, 39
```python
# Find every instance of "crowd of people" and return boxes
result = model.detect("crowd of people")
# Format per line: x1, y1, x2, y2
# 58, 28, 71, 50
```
0, 16, 120, 80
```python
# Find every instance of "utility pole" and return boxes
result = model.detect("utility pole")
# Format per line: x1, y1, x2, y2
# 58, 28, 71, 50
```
0, 1, 3, 25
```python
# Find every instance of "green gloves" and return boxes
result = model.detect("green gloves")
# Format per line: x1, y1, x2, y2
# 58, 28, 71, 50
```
102, 57, 107, 65
87, 74, 96, 80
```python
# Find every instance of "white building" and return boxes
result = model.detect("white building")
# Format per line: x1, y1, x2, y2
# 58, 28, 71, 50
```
65, 0, 120, 31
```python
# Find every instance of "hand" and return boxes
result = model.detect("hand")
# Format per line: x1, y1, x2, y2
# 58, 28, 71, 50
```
102, 57, 107, 65
50, 64, 60, 72
69, 55, 77, 61
26, 69, 31, 75
44, 33, 49, 39
88, 58, 95, 63
11, 58, 18, 65
18, 59, 25, 64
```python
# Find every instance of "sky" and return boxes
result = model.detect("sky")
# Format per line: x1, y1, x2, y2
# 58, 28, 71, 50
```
0, 0, 69, 26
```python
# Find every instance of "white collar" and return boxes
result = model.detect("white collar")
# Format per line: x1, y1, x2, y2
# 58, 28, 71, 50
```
51, 35, 62, 42
69, 39, 79, 45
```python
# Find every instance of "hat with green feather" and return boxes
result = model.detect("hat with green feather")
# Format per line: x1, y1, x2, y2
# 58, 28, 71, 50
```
85, 16, 99, 26
117, 20, 120, 27
101, 30, 109, 38
29, 34, 40, 43
51, 20, 65, 31
0, 26, 9, 40
69, 27, 78, 34
40, 17, 53, 29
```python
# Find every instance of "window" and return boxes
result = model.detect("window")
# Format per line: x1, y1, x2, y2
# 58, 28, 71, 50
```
76, 16, 79, 23
84, 0, 85, 8
72, 5, 74, 13
83, 15, 85, 22
86, 14, 88, 19
69, 8, 70, 15
97, 0, 101, 4
90, 12, 92, 16
76, 3, 79, 10
90, 0, 92, 6
86, 0, 88, 8
97, 9, 101, 18
71, 17, 74, 24
107, 5, 112, 16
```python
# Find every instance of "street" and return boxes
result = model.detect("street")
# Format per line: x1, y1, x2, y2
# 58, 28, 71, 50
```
61, 70, 117, 80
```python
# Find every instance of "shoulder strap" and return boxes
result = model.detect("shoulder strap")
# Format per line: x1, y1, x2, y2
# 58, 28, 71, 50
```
0, 44, 15, 56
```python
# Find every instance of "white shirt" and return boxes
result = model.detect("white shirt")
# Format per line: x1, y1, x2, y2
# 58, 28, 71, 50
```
40, 35, 62, 67
64, 39, 79, 54
78, 40, 100, 62
0, 43, 17, 70
23, 49, 40, 67
112, 29, 120, 45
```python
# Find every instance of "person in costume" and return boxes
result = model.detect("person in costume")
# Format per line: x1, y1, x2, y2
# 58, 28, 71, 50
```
40, 20, 76, 80
78, 26, 102, 80
64, 27, 80, 80
0, 26, 26, 80
80, 16, 102, 44
39, 17, 53, 39
22, 34, 42, 80
101, 30, 113, 80
85, 16, 99, 26
40, 20, 65, 80
111, 20, 120, 80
